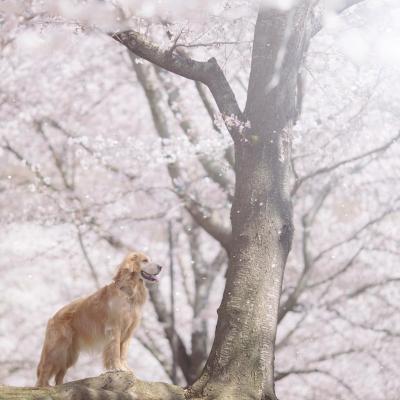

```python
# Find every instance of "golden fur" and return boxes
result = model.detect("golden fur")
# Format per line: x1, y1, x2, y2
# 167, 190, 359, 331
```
36, 252, 161, 387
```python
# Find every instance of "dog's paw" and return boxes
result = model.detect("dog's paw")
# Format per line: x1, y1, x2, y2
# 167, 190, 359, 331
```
107, 367, 124, 372
120, 365, 133, 373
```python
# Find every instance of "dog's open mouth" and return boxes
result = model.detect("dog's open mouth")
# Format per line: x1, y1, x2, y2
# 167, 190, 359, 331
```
141, 270, 160, 282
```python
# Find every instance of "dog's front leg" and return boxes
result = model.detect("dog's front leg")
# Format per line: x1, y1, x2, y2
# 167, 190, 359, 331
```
103, 329, 123, 371
120, 322, 137, 372
120, 336, 133, 371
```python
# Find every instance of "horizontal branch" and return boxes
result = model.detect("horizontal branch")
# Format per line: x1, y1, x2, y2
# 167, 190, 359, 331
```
112, 31, 209, 82
0, 371, 185, 400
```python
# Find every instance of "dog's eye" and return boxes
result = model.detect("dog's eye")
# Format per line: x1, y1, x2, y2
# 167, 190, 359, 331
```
142, 259, 148, 263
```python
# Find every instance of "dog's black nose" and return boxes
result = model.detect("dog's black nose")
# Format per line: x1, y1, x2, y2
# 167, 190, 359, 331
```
157, 265, 163, 272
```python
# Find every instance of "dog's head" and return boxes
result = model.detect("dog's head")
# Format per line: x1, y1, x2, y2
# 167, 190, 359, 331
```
114, 251, 162, 284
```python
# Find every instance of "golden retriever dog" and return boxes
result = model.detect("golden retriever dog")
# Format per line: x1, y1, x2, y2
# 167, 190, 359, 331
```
35, 251, 162, 387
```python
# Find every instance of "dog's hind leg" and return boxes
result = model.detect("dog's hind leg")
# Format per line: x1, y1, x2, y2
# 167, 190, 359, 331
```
36, 320, 75, 386
54, 368, 67, 386
36, 340, 54, 386
50, 337, 78, 385
36, 361, 54, 387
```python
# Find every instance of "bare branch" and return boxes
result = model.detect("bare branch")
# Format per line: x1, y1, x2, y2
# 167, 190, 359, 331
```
276, 314, 307, 350
34, 119, 72, 189
76, 228, 101, 289
136, 335, 174, 382
167, 29, 184, 56
307, 246, 363, 289
1, 138, 58, 192
275, 368, 361, 399
278, 214, 312, 323
327, 277, 400, 306
176, 40, 251, 49
292, 130, 400, 195
154, 67, 234, 200
327, 306, 400, 338
147, 285, 192, 383
133, 61, 232, 249
43, 118, 137, 181
183, 196, 231, 250
195, 81, 235, 167
176, 253, 195, 308
313, 207, 399, 264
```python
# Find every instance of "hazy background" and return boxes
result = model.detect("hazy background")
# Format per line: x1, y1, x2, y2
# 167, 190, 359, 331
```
1, 1, 399, 399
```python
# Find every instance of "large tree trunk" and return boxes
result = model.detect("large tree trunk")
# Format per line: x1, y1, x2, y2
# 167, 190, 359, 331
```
189, 4, 312, 400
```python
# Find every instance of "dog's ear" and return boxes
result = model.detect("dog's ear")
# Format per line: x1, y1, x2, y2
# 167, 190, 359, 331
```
113, 257, 132, 282
126, 252, 139, 264
113, 253, 140, 282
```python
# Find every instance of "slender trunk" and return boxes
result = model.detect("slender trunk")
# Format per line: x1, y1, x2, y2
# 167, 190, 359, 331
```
188, 229, 210, 384
190, 3, 312, 399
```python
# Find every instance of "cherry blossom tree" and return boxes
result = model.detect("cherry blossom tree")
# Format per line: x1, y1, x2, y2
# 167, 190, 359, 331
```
1, 1, 399, 399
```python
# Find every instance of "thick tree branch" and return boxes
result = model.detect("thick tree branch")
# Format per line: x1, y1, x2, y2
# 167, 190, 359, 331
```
0, 371, 185, 400
111, 31, 243, 141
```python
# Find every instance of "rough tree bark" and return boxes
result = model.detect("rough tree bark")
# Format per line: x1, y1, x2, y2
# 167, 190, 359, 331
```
0, 371, 185, 400
188, 4, 313, 400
